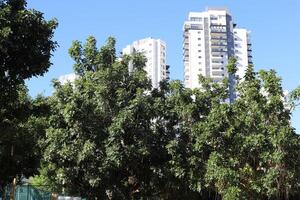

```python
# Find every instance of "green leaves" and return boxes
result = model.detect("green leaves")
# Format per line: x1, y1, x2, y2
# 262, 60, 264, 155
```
289, 86, 300, 110
227, 57, 238, 75
0, 0, 57, 85
69, 36, 116, 76
0, 1, 57, 188
29, 35, 300, 199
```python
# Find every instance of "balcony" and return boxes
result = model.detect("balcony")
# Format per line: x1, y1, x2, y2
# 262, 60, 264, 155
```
210, 29, 227, 33
212, 54, 224, 59
212, 67, 224, 71
183, 43, 189, 49
212, 71, 225, 77
211, 59, 224, 64
211, 48, 227, 53
210, 23, 226, 27
211, 37, 227, 41
211, 42, 227, 46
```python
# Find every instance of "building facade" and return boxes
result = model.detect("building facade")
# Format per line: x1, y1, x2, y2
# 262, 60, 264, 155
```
122, 38, 168, 88
233, 28, 253, 80
183, 8, 252, 101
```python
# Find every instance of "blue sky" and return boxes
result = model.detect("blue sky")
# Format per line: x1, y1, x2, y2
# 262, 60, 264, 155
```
26, 0, 300, 132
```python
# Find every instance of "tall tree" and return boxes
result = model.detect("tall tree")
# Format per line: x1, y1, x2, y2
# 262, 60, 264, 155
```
40, 36, 300, 199
203, 64, 300, 199
0, 0, 57, 189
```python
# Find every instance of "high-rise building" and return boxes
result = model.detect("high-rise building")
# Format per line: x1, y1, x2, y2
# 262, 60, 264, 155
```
183, 8, 252, 101
122, 38, 168, 88
233, 28, 253, 80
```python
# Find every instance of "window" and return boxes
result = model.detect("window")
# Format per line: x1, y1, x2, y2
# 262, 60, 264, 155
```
198, 50, 201, 53
190, 17, 202, 21
198, 56, 201, 58
191, 24, 203, 30
198, 38, 201, 40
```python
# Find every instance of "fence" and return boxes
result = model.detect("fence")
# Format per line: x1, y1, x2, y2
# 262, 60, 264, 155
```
2, 184, 53, 200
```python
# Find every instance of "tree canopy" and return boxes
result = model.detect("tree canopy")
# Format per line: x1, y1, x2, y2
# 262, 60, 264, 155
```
34, 36, 300, 200
0, 1, 299, 199
0, 0, 57, 189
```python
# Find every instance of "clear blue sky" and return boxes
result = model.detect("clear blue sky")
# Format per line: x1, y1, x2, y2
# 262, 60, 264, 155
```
26, 0, 300, 132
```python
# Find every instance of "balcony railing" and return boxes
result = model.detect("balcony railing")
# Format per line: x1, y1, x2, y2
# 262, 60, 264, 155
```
211, 36, 227, 40
211, 48, 227, 52
211, 43, 227, 46
210, 29, 227, 33
210, 23, 226, 27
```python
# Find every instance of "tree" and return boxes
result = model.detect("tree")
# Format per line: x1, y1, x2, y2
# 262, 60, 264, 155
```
40, 36, 300, 199
42, 36, 211, 199
42, 36, 153, 198
0, 0, 57, 190
203, 64, 300, 199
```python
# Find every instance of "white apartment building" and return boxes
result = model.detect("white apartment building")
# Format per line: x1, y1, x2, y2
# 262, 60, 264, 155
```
122, 38, 169, 88
183, 8, 252, 101
233, 28, 253, 80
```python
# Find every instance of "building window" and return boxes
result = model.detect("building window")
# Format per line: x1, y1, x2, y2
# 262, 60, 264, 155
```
190, 17, 202, 21
198, 38, 201, 40
198, 56, 201, 58
198, 50, 201, 52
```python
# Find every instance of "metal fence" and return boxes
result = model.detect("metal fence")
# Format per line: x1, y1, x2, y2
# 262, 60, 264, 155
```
3, 184, 52, 200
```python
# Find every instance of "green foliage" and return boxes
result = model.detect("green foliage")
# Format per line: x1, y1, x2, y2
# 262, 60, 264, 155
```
289, 86, 300, 110
0, 27, 297, 199
1, 1, 299, 199
0, 0, 57, 190
0, 87, 51, 189
37, 36, 300, 199
227, 57, 237, 75
0, 0, 57, 88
